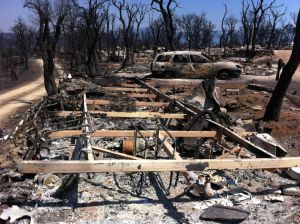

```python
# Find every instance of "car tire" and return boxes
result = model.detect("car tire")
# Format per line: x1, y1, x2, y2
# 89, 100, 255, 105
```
218, 71, 229, 80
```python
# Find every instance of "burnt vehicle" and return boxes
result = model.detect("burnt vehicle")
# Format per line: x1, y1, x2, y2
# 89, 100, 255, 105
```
150, 51, 242, 79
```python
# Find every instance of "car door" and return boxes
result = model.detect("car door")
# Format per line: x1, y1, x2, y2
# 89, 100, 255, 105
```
190, 54, 213, 79
171, 54, 192, 78
152, 54, 171, 75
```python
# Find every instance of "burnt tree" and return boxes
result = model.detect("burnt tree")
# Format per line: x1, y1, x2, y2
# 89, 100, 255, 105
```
131, 3, 149, 63
219, 3, 228, 48
24, 0, 69, 96
267, 6, 286, 49
72, 0, 107, 78
249, 0, 276, 57
151, 0, 178, 51
112, 0, 138, 70
241, 0, 251, 57
241, 0, 277, 58
149, 17, 163, 57
263, 10, 300, 122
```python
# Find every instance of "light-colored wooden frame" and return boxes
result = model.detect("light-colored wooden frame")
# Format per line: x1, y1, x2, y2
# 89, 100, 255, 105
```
17, 157, 300, 173
47, 130, 217, 139
86, 99, 169, 107
48, 111, 187, 119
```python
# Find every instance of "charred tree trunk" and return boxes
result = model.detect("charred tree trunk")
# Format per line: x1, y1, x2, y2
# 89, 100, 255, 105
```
219, 3, 227, 48
43, 51, 57, 95
263, 10, 300, 122
42, 19, 58, 96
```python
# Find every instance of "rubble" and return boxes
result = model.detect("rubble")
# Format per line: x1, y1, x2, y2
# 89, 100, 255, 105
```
0, 73, 299, 223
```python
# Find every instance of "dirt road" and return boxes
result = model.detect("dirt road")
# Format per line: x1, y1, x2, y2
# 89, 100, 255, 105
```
0, 59, 45, 130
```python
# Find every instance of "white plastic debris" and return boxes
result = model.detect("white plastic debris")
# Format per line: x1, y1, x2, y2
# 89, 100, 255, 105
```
0, 205, 33, 223
264, 195, 284, 202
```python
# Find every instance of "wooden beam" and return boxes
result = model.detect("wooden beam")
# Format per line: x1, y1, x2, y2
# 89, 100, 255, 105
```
112, 93, 186, 100
49, 111, 187, 119
103, 87, 149, 93
47, 130, 217, 139
121, 83, 141, 88
122, 93, 157, 99
86, 99, 169, 107
17, 157, 300, 173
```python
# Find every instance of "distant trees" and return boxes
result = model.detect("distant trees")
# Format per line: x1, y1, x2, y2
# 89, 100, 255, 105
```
72, 0, 108, 78
112, 0, 148, 69
178, 13, 212, 50
0, 42, 19, 81
266, 7, 287, 49
241, 0, 275, 58
149, 17, 164, 57
11, 17, 34, 70
240, 0, 295, 58
0, 18, 34, 82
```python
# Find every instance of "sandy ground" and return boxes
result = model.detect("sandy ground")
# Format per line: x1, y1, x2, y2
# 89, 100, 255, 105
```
0, 59, 46, 130
274, 49, 300, 84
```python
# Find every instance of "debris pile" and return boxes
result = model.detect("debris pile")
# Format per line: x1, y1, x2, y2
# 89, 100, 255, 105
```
0, 76, 299, 223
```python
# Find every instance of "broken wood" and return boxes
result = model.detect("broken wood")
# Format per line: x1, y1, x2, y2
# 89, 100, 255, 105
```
92, 146, 141, 160
217, 146, 241, 159
207, 119, 277, 158
17, 157, 300, 173
47, 130, 217, 139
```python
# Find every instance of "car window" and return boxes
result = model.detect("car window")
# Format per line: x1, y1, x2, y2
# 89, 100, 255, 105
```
156, 55, 171, 62
173, 55, 189, 63
190, 55, 208, 63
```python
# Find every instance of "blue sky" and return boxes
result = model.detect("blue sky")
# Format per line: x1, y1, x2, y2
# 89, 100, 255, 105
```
0, 0, 299, 32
